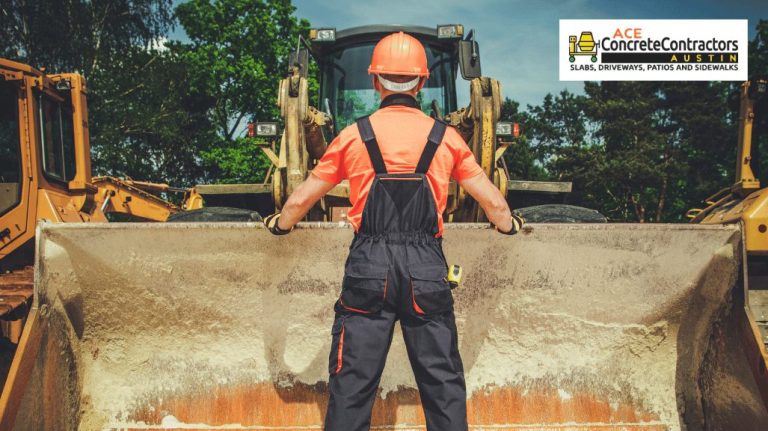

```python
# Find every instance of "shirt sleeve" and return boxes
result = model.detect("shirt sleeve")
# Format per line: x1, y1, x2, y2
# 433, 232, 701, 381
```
311, 134, 347, 185
449, 131, 484, 182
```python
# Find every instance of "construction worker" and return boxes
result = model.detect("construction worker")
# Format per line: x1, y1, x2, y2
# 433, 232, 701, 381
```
263, 32, 523, 431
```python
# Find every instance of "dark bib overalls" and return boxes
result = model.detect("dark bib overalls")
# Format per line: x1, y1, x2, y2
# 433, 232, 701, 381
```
324, 114, 468, 431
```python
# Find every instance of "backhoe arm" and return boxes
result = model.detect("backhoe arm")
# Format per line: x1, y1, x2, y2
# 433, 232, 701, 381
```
91, 176, 181, 222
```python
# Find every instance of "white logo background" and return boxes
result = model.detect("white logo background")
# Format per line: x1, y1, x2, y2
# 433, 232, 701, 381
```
559, 19, 748, 81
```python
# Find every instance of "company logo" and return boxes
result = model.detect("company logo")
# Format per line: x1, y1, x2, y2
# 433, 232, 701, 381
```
560, 20, 747, 81
568, 32, 598, 63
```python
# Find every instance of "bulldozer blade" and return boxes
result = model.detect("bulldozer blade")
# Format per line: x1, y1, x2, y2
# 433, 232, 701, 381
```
6, 222, 768, 430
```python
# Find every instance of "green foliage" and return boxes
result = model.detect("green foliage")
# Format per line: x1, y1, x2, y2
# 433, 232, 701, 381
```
88, 47, 218, 184
749, 20, 768, 188
509, 81, 737, 222
499, 98, 548, 181
200, 137, 273, 184
751, 20, 768, 80
173, 0, 310, 182
0, 0, 173, 76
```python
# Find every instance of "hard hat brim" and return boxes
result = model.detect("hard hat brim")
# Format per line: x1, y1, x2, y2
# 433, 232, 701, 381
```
368, 67, 430, 77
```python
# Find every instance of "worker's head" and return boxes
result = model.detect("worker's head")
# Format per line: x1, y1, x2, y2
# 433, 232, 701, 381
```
368, 32, 429, 100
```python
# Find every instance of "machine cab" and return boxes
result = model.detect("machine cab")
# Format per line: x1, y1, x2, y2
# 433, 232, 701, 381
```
0, 59, 93, 266
0, 60, 36, 262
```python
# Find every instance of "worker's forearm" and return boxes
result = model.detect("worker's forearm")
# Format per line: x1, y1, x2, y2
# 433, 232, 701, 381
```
459, 174, 514, 232
278, 196, 313, 230
273, 174, 336, 231
481, 193, 513, 232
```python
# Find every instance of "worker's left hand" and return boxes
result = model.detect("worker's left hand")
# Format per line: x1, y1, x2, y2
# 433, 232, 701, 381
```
497, 214, 525, 235
264, 213, 292, 235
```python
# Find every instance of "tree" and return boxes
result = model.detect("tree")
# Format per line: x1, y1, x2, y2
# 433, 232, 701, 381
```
174, 0, 310, 183
750, 20, 768, 80
499, 98, 548, 181
0, 0, 173, 76
88, 47, 218, 185
660, 81, 735, 219
748, 20, 768, 187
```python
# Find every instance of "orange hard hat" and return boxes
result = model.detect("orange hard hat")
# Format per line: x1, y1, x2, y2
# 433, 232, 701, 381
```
368, 32, 429, 78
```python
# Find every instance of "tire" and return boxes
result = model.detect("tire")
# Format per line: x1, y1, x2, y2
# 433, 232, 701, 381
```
514, 204, 607, 223
167, 207, 263, 222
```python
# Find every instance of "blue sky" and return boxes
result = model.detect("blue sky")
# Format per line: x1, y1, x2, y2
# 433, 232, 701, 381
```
172, 0, 766, 108
291, 0, 765, 107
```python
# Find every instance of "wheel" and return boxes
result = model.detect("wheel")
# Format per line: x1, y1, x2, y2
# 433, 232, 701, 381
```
166, 207, 263, 222
514, 204, 607, 223
569, 55, 575, 63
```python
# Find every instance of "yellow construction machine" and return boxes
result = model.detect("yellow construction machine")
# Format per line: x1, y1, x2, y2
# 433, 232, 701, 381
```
0, 58, 207, 391
689, 77, 768, 408
2, 28, 768, 431
0, 57, 207, 266
196, 25, 603, 223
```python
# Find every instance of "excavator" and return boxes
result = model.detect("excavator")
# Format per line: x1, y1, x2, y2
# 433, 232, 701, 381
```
1, 25, 768, 431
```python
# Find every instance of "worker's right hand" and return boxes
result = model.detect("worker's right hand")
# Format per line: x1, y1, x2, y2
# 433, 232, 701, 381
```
497, 214, 525, 236
264, 213, 292, 235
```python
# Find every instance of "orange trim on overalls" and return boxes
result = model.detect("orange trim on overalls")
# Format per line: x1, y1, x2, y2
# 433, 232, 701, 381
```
411, 280, 425, 315
383, 276, 388, 300
339, 298, 371, 314
336, 323, 346, 373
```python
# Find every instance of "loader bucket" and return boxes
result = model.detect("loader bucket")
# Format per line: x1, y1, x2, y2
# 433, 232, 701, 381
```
5, 222, 768, 430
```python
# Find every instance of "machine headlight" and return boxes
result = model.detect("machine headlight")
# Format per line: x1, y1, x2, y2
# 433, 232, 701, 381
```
437, 24, 464, 39
249, 122, 279, 138
309, 28, 336, 42
496, 122, 512, 137
54, 79, 72, 91
496, 122, 520, 138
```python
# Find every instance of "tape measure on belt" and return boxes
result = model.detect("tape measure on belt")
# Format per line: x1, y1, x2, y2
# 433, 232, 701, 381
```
447, 265, 462, 289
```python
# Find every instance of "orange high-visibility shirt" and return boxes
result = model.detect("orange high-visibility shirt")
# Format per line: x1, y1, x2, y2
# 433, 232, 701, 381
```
311, 105, 484, 237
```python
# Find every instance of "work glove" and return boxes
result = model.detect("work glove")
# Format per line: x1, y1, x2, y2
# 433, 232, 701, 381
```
497, 214, 525, 236
264, 213, 292, 235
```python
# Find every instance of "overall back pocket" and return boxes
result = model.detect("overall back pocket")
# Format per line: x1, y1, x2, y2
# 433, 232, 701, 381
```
338, 262, 388, 314
410, 264, 453, 315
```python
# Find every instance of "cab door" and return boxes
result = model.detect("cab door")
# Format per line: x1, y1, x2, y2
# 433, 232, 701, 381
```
0, 78, 31, 260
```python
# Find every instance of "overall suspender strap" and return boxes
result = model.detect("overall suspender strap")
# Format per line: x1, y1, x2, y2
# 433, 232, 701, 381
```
415, 120, 447, 174
356, 116, 388, 174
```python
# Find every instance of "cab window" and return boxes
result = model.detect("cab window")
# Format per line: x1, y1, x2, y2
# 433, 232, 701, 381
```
39, 94, 76, 183
0, 82, 21, 216
320, 42, 457, 131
